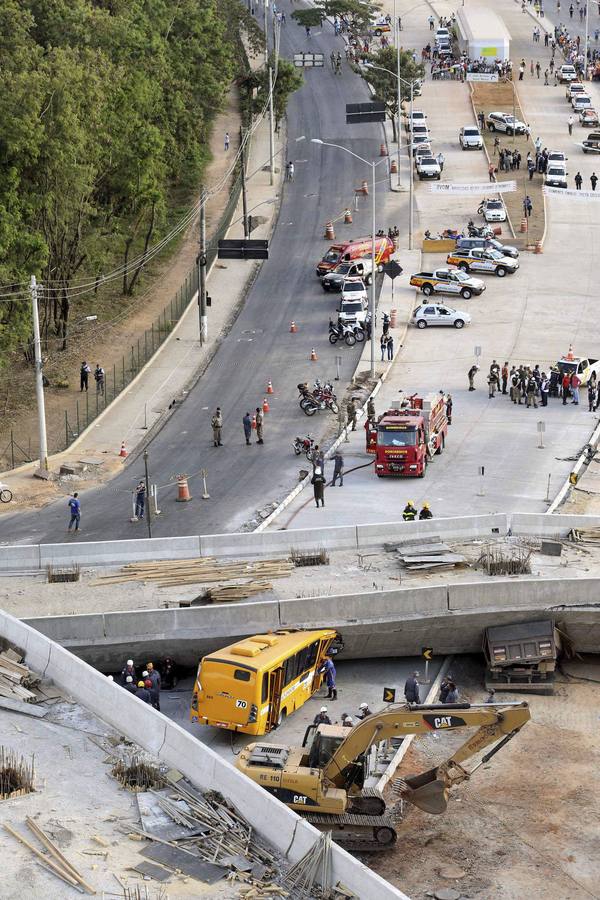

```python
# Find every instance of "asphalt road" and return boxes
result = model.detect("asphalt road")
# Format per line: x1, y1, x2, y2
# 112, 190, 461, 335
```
0, 12, 393, 545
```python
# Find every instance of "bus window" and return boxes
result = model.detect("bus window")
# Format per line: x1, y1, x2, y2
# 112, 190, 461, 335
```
234, 669, 251, 681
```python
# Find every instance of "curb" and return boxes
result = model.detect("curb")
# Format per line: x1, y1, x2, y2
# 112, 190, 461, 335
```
375, 657, 452, 793
547, 416, 600, 513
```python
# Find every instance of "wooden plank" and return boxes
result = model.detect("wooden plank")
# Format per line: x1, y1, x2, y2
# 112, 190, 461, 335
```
4, 825, 88, 893
0, 696, 49, 717
25, 817, 96, 895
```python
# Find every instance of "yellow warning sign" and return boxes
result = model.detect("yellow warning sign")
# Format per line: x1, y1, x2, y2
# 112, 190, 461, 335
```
383, 687, 396, 703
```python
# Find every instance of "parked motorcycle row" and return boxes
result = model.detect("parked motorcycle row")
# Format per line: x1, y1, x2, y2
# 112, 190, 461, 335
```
328, 318, 368, 346
297, 379, 339, 417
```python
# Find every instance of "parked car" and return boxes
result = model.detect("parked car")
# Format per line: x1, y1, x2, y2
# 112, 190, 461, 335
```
340, 278, 368, 304
582, 131, 600, 153
414, 145, 433, 163
459, 125, 483, 150
580, 108, 599, 127
573, 95, 592, 112
479, 198, 507, 222
446, 248, 519, 277
547, 150, 568, 164
410, 267, 486, 298
411, 134, 433, 153
566, 82, 585, 100
558, 64, 578, 83
456, 236, 519, 259
485, 112, 526, 135
544, 164, 568, 189
412, 123, 430, 140
416, 156, 441, 179
338, 297, 368, 325
406, 110, 427, 131
410, 303, 471, 329
321, 259, 373, 291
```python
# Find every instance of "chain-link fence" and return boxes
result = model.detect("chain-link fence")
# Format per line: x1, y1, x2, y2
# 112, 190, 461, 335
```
0, 170, 243, 471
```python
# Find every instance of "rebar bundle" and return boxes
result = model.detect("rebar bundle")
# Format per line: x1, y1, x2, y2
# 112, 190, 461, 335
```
283, 832, 334, 899
478, 544, 532, 576
0, 746, 35, 800
111, 756, 163, 792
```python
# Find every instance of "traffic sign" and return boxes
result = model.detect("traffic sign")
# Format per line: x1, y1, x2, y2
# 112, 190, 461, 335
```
218, 239, 269, 260
421, 647, 433, 661
383, 687, 396, 703
294, 53, 324, 68
382, 260, 403, 280
346, 101, 386, 125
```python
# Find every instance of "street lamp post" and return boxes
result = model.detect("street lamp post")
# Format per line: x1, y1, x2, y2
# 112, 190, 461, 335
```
311, 140, 387, 378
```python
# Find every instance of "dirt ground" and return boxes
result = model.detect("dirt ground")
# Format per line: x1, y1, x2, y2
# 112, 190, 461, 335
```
372, 655, 600, 900
0, 87, 241, 469
471, 82, 545, 245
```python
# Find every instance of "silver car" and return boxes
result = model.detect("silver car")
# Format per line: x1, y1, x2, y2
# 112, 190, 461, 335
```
410, 304, 471, 329
459, 126, 483, 150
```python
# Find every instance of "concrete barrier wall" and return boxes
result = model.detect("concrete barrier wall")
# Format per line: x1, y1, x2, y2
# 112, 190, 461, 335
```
0, 609, 406, 900
200, 525, 359, 558
447, 576, 600, 611
357, 514, 508, 549
39, 536, 201, 568
511, 513, 600, 537
279, 587, 448, 628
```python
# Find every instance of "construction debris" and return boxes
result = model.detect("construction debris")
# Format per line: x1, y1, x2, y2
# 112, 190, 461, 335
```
477, 544, 532, 576
47, 564, 80, 583
90, 557, 294, 590
201, 581, 274, 603
397, 542, 468, 572
282, 831, 354, 899
0, 746, 35, 800
569, 527, 600, 544
0, 649, 41, 704
112, 757, 163, 793
4, 817, 96, 894
290, 548, 330, 568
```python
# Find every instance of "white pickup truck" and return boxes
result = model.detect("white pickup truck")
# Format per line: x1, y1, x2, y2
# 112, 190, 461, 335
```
556, 353, 600, 386
415, 155, 441, 180
410, 267, 486, 299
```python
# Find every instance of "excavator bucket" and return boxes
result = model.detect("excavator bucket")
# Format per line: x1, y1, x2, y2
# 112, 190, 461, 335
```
396, 768, 450, 815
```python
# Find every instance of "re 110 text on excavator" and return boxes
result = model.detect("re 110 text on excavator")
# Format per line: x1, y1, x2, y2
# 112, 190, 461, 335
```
236, 701, 531, 851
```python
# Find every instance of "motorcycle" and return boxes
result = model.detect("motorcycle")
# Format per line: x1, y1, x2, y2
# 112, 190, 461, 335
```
467, 219, 494, 238
329, 320, 362, 347
297, 383, 339, 416
293, 434, 316, 459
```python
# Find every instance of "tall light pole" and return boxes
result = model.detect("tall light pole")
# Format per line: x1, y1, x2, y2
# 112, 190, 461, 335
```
311, 140, 387, 378
30, 276, 49, 475
584, 0, 590, 80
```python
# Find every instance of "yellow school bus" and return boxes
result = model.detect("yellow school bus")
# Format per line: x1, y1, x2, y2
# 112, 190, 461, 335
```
190, 629, 340, 735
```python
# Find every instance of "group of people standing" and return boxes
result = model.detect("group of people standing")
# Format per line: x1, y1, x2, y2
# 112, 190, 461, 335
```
79, 361, 105, 394
116, 657, 177, 710
210, 407, 265, 447
469, 359, 597, 410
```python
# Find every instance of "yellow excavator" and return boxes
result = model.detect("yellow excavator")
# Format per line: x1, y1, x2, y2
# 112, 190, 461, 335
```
236, 701, 531, 851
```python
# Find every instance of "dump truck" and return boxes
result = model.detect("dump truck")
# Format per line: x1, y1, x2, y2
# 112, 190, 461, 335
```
375, 394, 448, 477
483, 619, 561, 694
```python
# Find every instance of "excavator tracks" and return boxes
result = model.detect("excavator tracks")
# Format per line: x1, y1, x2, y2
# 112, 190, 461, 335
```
302, 811, 399, 852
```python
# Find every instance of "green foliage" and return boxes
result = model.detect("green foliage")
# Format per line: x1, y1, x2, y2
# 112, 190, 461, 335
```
249, 57, 304, 133
0, 0, 251, 358
356, 47, 424, 140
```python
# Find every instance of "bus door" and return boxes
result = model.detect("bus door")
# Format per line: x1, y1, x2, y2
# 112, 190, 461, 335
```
266, 666, 284, 732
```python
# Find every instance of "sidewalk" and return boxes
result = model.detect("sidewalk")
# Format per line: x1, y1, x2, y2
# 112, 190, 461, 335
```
1, 108, 284, 511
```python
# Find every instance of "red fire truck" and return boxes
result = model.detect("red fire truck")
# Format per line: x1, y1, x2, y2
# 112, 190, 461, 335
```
374, 394, 448, 477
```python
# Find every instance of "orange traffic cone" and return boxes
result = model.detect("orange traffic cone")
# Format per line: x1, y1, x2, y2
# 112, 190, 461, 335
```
119, 441, 128, 458
380, 142, 387, 157
520, 217, 528, 233
267, 380, 274, 394
361, 180, 369, 195
534, 239, 543, 254
262, 397, 270, 413
176, 475, 192, 502
290, 320, 298, 333
310, 348, 318, 362
344, 209, 353, 224
324, 221, 335, 240
251, 414, 257, 430
566, 345, 574, 361
390, 159, 398, 174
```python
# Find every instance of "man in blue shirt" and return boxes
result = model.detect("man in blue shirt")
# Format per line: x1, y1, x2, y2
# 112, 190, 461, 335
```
68, 493, 81, 532
319, 655, 337, 701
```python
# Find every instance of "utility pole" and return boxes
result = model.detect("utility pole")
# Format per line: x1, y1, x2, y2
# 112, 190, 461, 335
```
30, 276, 48, 475
240, 127, 249, 238
370, 162, 376, 378
264, 0, 269, 62
143, 449, 152, 539
268, 66, 276, 186
197, 188, 207, 345
395, 0, 402, 189
584, 0, 590, 81
409, 81, 414, 251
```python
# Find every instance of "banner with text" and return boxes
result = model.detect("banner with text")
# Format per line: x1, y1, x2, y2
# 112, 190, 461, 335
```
543, 186, 600, 200
430, 181, 517, 195
466, 72, 499, 82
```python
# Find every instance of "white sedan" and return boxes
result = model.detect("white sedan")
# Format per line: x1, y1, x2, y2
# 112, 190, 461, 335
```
340, 278, 368, 303
479, 198, 507, 223
410, 304, 471, 329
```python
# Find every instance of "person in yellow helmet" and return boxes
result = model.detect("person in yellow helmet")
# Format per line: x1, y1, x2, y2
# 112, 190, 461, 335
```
419, 502, 433, 520
403, 501, 418, 521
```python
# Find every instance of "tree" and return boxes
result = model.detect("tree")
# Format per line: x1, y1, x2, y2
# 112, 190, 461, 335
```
250, 57, 304, 133
356, 47, 424, 142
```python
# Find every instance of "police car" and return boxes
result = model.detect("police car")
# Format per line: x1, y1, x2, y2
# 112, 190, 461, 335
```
446, 248, 519, 277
